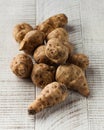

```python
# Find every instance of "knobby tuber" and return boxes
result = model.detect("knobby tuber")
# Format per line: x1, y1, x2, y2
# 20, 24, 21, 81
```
13, 23, 33, 43
45, 27, 73, 64
47, 27, 69, 42
69, 54, 89, 70
56, 64, 89, 97
28, 82, 68, 114
31, 63, 55, 88
10, 53, 33, 78
35, 14, 68, 36
45, 38, 71, 64
33, 45, 54, 65
19, 30, 45, 55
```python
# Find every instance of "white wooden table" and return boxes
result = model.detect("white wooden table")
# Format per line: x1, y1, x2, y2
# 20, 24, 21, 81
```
0, 0, 104, 130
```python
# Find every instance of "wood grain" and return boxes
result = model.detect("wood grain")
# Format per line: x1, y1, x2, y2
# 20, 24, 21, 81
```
0, 0, 104, 130
0, 0, 36, 130
80, 1, 104, 130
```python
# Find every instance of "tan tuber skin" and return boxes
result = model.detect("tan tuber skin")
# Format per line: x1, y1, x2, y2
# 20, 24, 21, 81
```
28, 82, 68, 114
19, 30, 45, 55
45, 28, 73, 64
69, 54, 89, 70
13, 23, 33, 43
45, 38, 71, 64
33, 45, 55, 65
56, 64, 89, 97
31, 63, 55, 88
35, 14, 68, 36
47, 28, 69, 42
10, 54, 33, 78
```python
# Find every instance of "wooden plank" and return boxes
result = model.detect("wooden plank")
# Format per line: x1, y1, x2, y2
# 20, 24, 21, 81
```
80, 0, 104, 130
35, 0, 89, 130
0, 0, 104, 129
0, 81, 35, 130
0, 0, 36, 129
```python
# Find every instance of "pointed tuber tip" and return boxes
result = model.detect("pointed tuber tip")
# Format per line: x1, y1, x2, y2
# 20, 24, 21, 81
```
28, 109, 36, 115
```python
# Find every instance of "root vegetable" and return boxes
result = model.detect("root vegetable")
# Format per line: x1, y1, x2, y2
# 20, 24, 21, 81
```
69, 54, 89, 70
63, 41, 73, 55
13, 23, 33, 43
10, 53, 33, 78
47, 28, 69, 42
19, 30, 45, 55
28, 82, 68, 114
33, 45, 54, 65
31, 63, 55, 88
35, 14, 68, 36
45, 38, 70, 64
56, 64, 89, 96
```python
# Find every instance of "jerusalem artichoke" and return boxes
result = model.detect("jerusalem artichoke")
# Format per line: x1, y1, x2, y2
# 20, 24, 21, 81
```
33, 45, 54, 65
13, 23, 33, 43
31, 63, 55, 88
10, 53, 33, 78
45, 38, 71, 64
19, 30, 45, 55
35, 14, 68, 36
47, 28, 69, 42
28, 82, 68, 114
69, 54, 89, 70
56, 64, 89, 96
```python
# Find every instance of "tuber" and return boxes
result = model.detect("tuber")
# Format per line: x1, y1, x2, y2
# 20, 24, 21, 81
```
69, 54, 89, 70
35, 14, 68, 36
56, 64, 89, 96
28, 82, 68, 114
10, 53, 33, 78
33, 45, 54, 65
19, 30, 45, 55
45, 38, 71, 64
31, 63, 55, 88
13, 23, 33, 43
47, 28, 69, 42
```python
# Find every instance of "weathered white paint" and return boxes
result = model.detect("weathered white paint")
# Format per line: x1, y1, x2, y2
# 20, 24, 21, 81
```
0, 0, 104, 130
